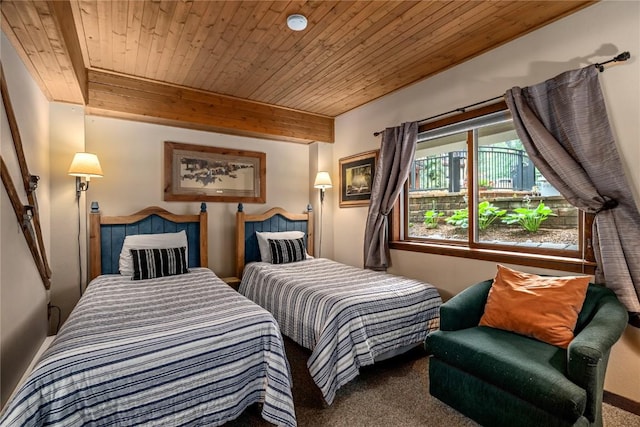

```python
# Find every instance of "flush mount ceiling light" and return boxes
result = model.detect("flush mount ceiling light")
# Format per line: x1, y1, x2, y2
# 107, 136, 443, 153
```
287, 14, 307, 31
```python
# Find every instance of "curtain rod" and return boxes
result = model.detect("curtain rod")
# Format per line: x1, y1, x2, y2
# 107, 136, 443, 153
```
594, 51, 630, 72
373, 51, 631, 137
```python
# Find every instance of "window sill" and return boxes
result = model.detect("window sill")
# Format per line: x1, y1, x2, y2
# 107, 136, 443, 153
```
389, 240, 596, 275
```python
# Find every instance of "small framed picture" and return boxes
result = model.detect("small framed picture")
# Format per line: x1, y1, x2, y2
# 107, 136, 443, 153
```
164, 141, 266, 203
339, 150, 378, 207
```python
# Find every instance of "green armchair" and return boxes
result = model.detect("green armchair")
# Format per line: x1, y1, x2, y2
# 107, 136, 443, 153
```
424, 280, 628, 427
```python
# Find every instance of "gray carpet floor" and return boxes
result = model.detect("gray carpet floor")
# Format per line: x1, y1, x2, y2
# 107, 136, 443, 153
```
228, 338, 640, 426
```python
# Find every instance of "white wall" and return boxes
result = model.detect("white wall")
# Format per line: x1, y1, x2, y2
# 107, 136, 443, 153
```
0, 32, 50, 406
49, 103, 86, 324
309, 142, 334, 258
333, 1, 640, 402
84, 115, 311, 276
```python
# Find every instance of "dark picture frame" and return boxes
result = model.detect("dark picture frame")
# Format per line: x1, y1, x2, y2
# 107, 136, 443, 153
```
339, 150, 378, 207
164, 141, 266, 203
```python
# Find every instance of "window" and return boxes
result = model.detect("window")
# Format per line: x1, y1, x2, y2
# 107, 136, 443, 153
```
391, 104, 595, 273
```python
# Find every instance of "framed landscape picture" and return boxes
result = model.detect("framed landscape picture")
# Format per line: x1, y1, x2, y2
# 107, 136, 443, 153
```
339, 150, 378, 207
164, 141, 266, 203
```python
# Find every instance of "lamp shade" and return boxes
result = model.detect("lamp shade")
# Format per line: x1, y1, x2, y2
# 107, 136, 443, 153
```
68, 152, 103, 178
314, 171, 332, 189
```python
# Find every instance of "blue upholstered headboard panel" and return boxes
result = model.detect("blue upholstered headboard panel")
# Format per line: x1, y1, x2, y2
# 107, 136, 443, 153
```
100, 215, 201, 275
243, 214, 309, 265
236, 203, 313, 277
90, 204, 207, 280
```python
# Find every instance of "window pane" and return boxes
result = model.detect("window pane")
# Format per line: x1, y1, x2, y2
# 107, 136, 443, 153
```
474, 121, 578, 251
408, 131, 468, 242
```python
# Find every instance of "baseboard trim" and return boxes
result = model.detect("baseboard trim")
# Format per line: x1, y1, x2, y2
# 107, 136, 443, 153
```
603, 390, 640, 416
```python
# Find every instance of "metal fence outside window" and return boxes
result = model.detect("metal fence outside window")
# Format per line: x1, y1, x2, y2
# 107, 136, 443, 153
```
409, 147, 538, 192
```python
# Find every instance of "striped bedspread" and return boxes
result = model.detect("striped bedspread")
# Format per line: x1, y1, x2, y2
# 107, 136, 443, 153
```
240, 258, 442, 405
0, 268, 296, 427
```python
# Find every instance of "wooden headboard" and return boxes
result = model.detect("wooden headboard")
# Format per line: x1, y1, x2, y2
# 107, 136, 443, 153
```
235, 203, 313, 278
89, 203, 208, 280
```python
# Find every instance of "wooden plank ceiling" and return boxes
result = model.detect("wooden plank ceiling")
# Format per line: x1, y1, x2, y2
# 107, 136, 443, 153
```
1, 0, 595, 144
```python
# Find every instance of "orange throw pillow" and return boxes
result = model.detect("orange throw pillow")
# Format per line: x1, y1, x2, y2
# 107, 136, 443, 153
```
479, 265, 590, 348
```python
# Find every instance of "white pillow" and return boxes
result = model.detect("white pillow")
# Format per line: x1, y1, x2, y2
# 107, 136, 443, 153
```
119, 230, 188, 276
255, 231, 306, 263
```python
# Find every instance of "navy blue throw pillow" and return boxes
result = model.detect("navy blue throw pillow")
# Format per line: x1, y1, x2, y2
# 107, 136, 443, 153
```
130, 247, 188, 280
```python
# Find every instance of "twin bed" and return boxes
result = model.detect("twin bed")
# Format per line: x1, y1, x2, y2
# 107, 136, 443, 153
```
0, 204, 296, 427
1, 202, 442, 425
236, 204, 442, 405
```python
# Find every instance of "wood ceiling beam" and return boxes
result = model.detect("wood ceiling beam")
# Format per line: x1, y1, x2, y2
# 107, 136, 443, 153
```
86, 69, 334, 144
48, 0, 88, 103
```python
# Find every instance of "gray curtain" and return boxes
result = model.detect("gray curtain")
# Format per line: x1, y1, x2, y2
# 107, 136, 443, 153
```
364, 121, 418, 270
505, 65, 640, 323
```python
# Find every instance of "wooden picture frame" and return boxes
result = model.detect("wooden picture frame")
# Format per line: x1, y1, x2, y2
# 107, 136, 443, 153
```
164, 141, 266, 203
339, 150, 378, 207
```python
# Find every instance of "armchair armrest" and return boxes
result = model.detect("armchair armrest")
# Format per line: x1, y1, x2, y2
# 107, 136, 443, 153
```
440, 279, 493, 331
567, 292, 628, 422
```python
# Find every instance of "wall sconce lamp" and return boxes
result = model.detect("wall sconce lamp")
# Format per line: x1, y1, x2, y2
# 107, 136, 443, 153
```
314, 171, 332, 257
68, 152, 103, 198
314, 171, 333, 203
